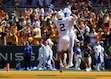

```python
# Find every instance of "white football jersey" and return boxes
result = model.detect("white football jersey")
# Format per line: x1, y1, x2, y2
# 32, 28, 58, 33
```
67, 16, 75, 34
64, 16, 77, 40
52, 18, 70, 36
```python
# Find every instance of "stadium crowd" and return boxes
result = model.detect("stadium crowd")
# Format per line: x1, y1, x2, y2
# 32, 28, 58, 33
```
0, 0, 111, 46
0, 0, 111, 71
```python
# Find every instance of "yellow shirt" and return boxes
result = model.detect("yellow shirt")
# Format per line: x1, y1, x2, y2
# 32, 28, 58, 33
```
12, 34, 18, 45
0, 28, 2, 32
6, 33, 13, 43
97, 32, 104, 42
49, 34, 58, 44
28, 36, 33, 43
33, 35, 41, 45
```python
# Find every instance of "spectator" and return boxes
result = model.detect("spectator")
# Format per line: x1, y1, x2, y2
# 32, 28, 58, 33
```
102, 13, 110, 32
27, 32, 33, 45
33, 32, 41, 46
32, 19, 41, 36
16, 21, 24, 45
74, 42, 82, 70
97, 28, 104, 42
83, 26, 90, 45
10, 23, 17, 35
0, 9, 6, 20
22, 8, 29, 19
11, 33, 18, 45
83, 43, 92, 71
13, 7, 20, 17
6, 31, 13, 45
101, 29, 109, 45
0, 27, 7, 46
97, 10, 104, 29
22, 19, 32, 43
89, 28, 98, 47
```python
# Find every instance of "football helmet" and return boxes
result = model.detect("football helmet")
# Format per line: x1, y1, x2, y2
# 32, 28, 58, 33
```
56, 11, 64, 19
63, 8, 72, 17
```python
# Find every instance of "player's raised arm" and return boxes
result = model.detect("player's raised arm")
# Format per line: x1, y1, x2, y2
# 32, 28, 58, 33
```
71, 14, 78, 22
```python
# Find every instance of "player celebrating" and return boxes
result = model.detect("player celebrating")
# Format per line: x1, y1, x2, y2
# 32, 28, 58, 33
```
63, 8, 78, 68
52, 10, 77, 72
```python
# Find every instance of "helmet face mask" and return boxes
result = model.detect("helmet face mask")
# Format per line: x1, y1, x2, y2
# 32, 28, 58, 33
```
56, 11, 64, 19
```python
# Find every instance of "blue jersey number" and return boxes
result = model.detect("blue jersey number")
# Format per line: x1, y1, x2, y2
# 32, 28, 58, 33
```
60, 24, 65, 31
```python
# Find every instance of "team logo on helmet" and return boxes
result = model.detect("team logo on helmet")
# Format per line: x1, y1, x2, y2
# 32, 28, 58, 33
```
63, 8, 72, 17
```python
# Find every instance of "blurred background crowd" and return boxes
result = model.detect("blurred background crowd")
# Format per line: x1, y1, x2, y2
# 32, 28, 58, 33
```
0, 0, 111, 46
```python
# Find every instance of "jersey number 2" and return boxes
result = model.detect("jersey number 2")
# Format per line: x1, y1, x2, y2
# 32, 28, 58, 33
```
60, 24, 65, 31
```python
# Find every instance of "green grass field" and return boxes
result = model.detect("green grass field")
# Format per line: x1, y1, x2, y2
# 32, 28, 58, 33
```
0, 69, 111, 79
